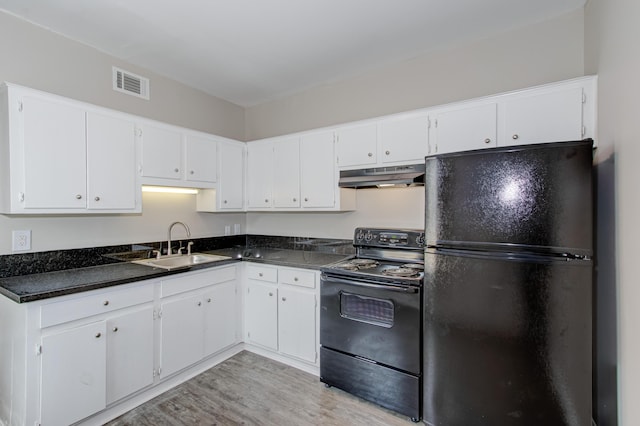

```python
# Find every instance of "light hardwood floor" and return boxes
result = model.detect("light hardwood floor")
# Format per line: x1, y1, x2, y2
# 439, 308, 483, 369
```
106, 350, 414, 425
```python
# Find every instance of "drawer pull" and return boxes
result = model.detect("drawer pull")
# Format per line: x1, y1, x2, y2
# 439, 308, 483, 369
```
282, 297, 287, 302
258, 272, 263, 277
103, 300, 109, 306
294, 277, 299, 282
197, 301, 202, 306
95, 332, 101, 338
112, 327, 118, 332
207, 298, 212, 303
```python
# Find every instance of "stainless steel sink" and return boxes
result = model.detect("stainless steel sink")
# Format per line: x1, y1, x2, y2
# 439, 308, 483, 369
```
132, 253, 231, 271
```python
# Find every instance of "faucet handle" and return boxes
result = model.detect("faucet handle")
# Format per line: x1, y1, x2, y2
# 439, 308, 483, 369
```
187, 241, 194, 256
152, 250, 161, 259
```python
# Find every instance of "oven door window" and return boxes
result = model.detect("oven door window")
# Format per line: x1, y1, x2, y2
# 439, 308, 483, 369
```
339, 291, 394, 328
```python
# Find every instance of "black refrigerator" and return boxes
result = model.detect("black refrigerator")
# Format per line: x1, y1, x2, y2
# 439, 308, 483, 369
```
423, 140, 593, 426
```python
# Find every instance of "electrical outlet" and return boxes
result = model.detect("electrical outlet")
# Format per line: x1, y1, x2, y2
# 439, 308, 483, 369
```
233, 224, 241, 234
224, 225, 231, 236
12, 230, 31, 251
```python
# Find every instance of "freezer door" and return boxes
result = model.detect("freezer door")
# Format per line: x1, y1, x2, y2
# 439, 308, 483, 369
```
422, 249, 592, 426
424, 140, 593, 256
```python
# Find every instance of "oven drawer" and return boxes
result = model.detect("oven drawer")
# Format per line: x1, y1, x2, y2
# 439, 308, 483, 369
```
320, 347, 420, 420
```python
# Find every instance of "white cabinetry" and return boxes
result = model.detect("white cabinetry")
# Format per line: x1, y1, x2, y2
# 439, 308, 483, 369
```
0, 83, 140, 214
38, 282, 154, 426
430, 103, 498, 154
196, 140, 245, 212
273, 137, 301, 208
159, 266, 238, 378
246, 140, 274, 209
300, 131, 339, 209
139, 123, 218, 188
336, 123, 378, 168
379, 113, 428, 163
244, 264, 318, 365
429, 76, 596, 155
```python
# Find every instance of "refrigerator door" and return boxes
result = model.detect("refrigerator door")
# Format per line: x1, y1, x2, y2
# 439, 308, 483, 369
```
423, 248, 592, 426
424, 140, 593, 256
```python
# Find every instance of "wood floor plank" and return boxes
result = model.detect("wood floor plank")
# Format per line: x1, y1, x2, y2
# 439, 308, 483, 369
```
106, 351, 414, 425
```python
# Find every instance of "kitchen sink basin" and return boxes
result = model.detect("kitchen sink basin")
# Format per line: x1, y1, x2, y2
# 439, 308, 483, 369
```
132, 253, 231, 271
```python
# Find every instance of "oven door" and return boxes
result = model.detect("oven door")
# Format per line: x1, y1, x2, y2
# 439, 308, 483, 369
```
320, 273, 421, 374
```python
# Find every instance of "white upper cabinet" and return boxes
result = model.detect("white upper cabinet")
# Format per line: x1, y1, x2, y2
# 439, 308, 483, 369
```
273, 137, 301, 208
86, 111, 138, 210
501, 86, 585, 146
336, 123, 377, 168
379, 113, 428, 164
430, 103, 498, 154
300, 131, 337, 209
217, 140, 245, 210
246, 140, 274, 209
139, 124, 217, 188
184, 132, 218, 184
0, 83, 140, 214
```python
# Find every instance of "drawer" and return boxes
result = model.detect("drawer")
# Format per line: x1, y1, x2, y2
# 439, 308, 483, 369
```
41, 283, 154, 328
279, 267, 316, 289
161, 265, 236, 298
246, 264, 278, 282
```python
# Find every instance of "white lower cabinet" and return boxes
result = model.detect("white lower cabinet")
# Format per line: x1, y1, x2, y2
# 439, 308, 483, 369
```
159, 266, 238, 378
244, 264, 318, 365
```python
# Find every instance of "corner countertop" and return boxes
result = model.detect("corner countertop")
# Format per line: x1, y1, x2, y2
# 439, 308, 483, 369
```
0, 248, 350, 304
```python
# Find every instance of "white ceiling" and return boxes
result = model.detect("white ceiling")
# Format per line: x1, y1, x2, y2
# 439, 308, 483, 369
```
0, 0, 586, 107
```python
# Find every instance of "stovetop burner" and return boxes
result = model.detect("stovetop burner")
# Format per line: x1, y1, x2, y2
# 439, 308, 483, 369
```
382, 267, 421, 278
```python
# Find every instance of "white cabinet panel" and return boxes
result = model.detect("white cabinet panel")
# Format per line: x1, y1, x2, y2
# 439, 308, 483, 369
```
204, 280, 237, 356
140, 123, 182, 180
247, 140, 274, 209
40, 321, 107, 426
160, 294, 205, 377
86, 111, 138, 210
336, 123, 377, 168
278, 286, 316, 363
502, 87, 584, 146
217, 141, 244, 210
22, 94, 86, 209
273, 137, 301, 208
185, 133, 217, 184
300, 131, 335, 208
432, 103, 497, 154
245, 281, 278, 350
379, 114, 428, 163
106, 307, 154, 404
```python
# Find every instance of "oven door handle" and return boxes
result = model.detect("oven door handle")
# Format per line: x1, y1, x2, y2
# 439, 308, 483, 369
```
322, 275, 419, 294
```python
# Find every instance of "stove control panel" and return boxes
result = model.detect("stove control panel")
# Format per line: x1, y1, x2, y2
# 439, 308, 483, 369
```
354, 228, 425, 249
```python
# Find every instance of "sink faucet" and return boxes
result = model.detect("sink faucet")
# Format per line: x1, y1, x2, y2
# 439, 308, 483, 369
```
167, 221, 191, 256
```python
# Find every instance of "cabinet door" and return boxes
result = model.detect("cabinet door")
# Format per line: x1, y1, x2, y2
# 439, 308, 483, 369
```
86, 111, 137, 210
502, 87, 584, 146
160, 294, 204, 377
273, 137, 301, 208
379, 114, 428, 163
204, 280, 237, 356
106, 307, 154, 404
21, 94, 86, 209
140, 123, 182, 180
246, 140, 274, 209
245, 281, 278, 350
300, 131, 335, 208
40, 321, 106, 426
432, 103, 497, 154
217, 141, 244, 210
336, 123, 377, 168
278, 286, 317, 363
185, 133, 217, 184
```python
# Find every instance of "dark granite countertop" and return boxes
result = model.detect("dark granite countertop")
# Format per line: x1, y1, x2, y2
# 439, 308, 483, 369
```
0, 247, 351, 304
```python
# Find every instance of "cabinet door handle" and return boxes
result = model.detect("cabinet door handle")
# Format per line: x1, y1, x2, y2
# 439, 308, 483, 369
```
103, 300, 109, 306
223, 200, 228, 204
76, 194, 83, 200
112, 327, 118, 332
293, 198, 297, 202
484, 138, 491, 144
512, 134, 519, 140
281, 297, 287, 302
265, 199, 269, 203
174, 168, 180, 173
304, 197, 309, 202
268, 292, 273, 297
190, 170, 195, 175
197, 301, 202, 306
207, 298, 212, 303
258, 272, 263, 277
95, 332, 101, 338
385, 150, 390, 155
94, 196, 100, 201
367, 152, 373, 157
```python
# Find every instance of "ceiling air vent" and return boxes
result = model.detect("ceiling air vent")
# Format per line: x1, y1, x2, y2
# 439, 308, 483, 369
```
112, 67, 149, 100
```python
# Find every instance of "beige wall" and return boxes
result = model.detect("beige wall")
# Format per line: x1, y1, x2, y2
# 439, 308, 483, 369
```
0, 11, 244, 140
585, 0, 639, 424
0, 10, 247, 255
245, 10, 585, 140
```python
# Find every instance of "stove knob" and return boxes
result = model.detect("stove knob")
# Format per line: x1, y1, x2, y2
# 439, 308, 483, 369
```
356, 230, 365, 241
365, 231, 373, 242
416, 234, 425, 247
